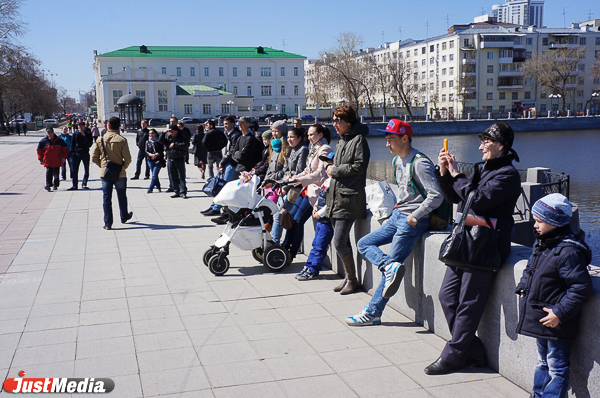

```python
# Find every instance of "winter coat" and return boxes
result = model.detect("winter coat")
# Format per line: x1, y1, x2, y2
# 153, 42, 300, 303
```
145, 139, 165, 166
254, 146, 271, 181
325, 122, 371, 220
59, 133, 72, 154
232, 132, 262, 173
71, 130, 93, 154
91, 130, 132, 179
515, 227, 593, 341
435, 155, 521, 262
220, 129, 242, 167
136, 127, 149, 150
191, 132, 208, 164
283, 142, 309, 180
202, 128, 227, 153
37, 135, 68, 168
265, 150, 285, 181
294, 141, 332, 205
165, 132, 189, 160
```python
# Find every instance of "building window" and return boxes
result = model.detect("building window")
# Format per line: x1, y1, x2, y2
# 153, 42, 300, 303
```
429, 82, 434, 90
486, 93, 493, 100
261, 67, 271, 76
184, 104, 193, 115
442, 68, 446, 76
204, 67, 209, 77
525, 78, 532, 86
414, 61, 418, 68
280, 67, 285, 76
247, 86, 252, 96
487, 78, 494, 86
203, 104, 211, 115
449, 67, 454, 76
247, 67, 252, 76
161, 67, 167, 74
542, 38, 549, 45
135, 90, 146, 110
176, 67, 181, 77
487, 51, 494, 59
525, 51, 532, 59
596, 37, 600, 45
449, 80, 454, 88
499, 92, 506, 100
463, 39, 470, 47
232, 67, 237, 76
429, 70, 434, 78
512, 92, 519, 100
233, 86, 238, 95
430, 57, 434, 65
158, 90, 168, 112
524, 92, 531, 99
421, 71, 426, 79
221, 104, 231, 114
442, 81, 447, 88
540, 91, 546, 98
449, 40, 454, 48
107, 67, 113, 75
442, 42, 447, 50
487, 65, 494, 73
123, 67, 126, 71
422, 47, 426, 54
293, 67, 299, 76
580, 38, 586, 45
281, 104, 287, 114
112, 90, 123, 111
293, 85, 299, 96
430, 45, 434, 52
540, 104, 547, 112
261, 85, 272, 96
442, 55, 447, 62
442, 94, 446, 101
219, 67, 224, 76
514, 37, 521, 45
190, 67, 195, 77
266, 104, 274, 111
449, 54, 454, 61
414, 49, 418, 56
280, 85, 286, 95
406, 51, 410, 57
577, 90, 584, 98
578, 64, 585, 72
526, 38, 533, 45
421, 59, 426, 66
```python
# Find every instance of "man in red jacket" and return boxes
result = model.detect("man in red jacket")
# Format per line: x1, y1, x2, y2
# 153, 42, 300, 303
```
37, 127, 69, 191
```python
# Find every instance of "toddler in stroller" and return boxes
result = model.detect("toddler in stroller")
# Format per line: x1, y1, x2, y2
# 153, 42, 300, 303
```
203, 173, 291, 275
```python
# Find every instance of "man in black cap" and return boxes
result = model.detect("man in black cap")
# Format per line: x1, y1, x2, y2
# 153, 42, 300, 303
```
165, 124, 189, 199
131, 119, 150, 180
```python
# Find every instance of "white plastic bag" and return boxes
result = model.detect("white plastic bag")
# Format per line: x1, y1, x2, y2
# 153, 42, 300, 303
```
214, 175, 259, 209
365, 180, 397, 220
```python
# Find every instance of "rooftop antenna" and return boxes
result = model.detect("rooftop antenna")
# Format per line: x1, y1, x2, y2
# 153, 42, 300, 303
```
588, 10, 593, 21
398, 26, 402, 41
282, 39, 285, 51
381, 31, 385, 46
481, 7, 485, 15
446, 14, 450, 29
426, 20, 429, 40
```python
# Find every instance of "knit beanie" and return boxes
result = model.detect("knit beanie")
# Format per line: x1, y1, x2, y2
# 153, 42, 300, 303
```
532, 193, 572, 227
271, 121, 288, 136
262, 130, 273, 140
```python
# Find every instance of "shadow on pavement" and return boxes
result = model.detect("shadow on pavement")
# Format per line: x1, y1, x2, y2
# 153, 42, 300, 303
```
116, 222, 209, 230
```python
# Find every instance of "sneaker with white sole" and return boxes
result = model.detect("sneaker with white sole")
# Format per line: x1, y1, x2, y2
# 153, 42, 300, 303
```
296, 267, 319, 280
345, 306, 381, 326
295, 267, 309, 280
382, 261, 405, 299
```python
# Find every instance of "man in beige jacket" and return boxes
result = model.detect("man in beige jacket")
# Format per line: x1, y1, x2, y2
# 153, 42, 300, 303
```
92, 117, 133, 230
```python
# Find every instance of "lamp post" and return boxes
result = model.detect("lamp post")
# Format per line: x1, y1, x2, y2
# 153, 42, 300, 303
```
549, 94, 561, 116
226, 100, 234, 116
592, 92, 599, 115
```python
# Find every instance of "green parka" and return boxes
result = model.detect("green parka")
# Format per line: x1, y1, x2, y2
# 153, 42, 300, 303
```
325, 122, 370, 219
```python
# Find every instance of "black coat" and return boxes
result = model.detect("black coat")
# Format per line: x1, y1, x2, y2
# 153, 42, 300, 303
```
191, 132, 208, 164
516, 227, 593, 341
136, 128, 149, 150
145, 139, 165, 165
254, 146, 271, 180
71, 130, 93, 153
436, 156, 521, 262
232, 132, 262, 173
202, 128, 227, 153
165, 132, 188, 160
220, 129, 242, 167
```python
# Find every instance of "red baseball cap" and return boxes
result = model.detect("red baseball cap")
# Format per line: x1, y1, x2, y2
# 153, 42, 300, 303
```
378, 119, 413, 138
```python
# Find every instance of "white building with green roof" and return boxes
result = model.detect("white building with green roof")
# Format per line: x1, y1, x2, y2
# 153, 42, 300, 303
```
93, 45, 306, 121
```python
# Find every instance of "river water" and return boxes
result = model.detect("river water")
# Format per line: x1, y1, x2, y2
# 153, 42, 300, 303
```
332, 128, 600, 265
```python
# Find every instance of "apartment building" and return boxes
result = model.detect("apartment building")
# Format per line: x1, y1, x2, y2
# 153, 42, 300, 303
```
93, 46, 306, 121
492, 0, 544, 28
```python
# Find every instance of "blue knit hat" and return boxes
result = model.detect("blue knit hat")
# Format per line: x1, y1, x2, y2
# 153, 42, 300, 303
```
532, 193, 572, 227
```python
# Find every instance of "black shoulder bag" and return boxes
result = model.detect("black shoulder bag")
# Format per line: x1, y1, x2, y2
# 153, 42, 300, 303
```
438, 190, 502, 273
100, 137, 123, 183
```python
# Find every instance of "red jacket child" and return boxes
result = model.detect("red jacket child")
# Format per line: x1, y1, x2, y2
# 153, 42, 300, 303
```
37, 131, 68, 168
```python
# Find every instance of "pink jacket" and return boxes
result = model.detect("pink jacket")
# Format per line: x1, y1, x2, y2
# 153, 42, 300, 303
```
294, 143, 332, 205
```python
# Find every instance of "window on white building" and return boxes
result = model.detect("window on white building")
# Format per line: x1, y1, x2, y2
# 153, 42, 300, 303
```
247, 86, 252, 95
449, 54, 454, 61
280, 67, 285, 76
219, 67, 224, 76
526, 38, 533, 45
281, 85, 286, 95
135, 90, 146, 110
580, 38, 586, 45
204, 67, 209, 76
184, 104, 193, 114
233, 67, 237, 76
294, 67, 299, 76
487, 51, 494, 59
203, 104, 211, 115
442, 55, 447, 62
233, 86, 238, 95
442, 94, 446, 101
449, 81, 454, 87
486, 93, 493, 100
112, 90, 123, 111
449, 67, 454, 75
261, 86, 272, 96
512, 92, 518, 100
429, 70, 434, 78
442, 68, 446, 76
161, 67, 167, 74
261, 67, 271, 76
158, 90, 168, 112
442, 42, 447, 50
421, 59, 426, 66
107, 67, 113, 75
449, 40, 454, 48
176, 67, 181, 77
190, 67, 195, 77
487, 78, 494, 86
499, 92, 506, 99
247, 67, 251, 76
294, 85, 299, 96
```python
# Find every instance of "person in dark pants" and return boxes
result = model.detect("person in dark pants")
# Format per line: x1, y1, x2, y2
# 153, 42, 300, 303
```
425, 122, 522, 375
165, 124, 188, 199
91, 117, 133, 230
131, 119, 150, 180
145, 129, 165, 193
191, 124, 207, 179
37, 127, 68, 191
178, 121, 192, 164
69, 121, 93, 190
202, 119, 226, 178
58, 126, 72, 181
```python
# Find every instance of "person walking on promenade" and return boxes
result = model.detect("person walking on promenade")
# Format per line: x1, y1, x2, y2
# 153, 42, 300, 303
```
69, 121, 93, 190
37, 127, 69, 191
178, 121, 192, 165
191, 124, 208, 179
345, 119, 443, 325
21, 122, 27, 136
91, 117, 133, 230
91, 122, 99, 142
59, 126, 72, 181
145, 129, 165, 193
67, 120, 73, 134
162, 116, 180, 193
132, 119, 150, 180
326, 105, 370, 295
515, 193, 593, 398
165, 124, 189, 199
425, 122, 521, 375
202, 119, 226, 179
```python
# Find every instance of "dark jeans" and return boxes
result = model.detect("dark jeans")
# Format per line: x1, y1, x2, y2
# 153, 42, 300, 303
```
283, 195, 314, 257
60, 155, 72, 180
167, 158, 187, 194
331, 218, 356, 258
147, 160, 162, 190
207, 151, 223, 178
45, 167, 60, 188
71, 151, 90, 188
101, 177, 129, 227
134, 149, 149, 178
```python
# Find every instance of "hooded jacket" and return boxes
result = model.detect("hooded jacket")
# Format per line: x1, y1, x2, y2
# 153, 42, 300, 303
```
325, 122, 370, 219
202, 127, 227, 153
37, 135, 68, 168
515, 227, 593, 341
91, 130, 132, 179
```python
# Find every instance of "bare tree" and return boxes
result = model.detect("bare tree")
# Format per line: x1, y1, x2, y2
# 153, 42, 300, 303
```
584, 55, 600, 112
387, 54, 422, 120
57, 88, 76, 115
305, 60, 331, 106
522, 47, 584, 112
0, 0, 25, 47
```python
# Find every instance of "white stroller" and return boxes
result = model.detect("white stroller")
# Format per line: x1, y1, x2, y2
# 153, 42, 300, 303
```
203, 174, 291, 275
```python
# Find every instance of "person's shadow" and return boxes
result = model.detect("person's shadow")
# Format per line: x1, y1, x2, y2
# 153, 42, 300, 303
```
118, 221, 209, 230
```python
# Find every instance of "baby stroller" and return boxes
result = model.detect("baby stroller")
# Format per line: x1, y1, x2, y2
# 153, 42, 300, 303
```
203, 174, 291, 275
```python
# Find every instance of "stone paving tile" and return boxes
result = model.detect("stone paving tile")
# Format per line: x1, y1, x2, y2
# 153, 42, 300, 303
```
11, 342, 76, 367
140, 367, 211, 396
203, 359, 275, 388
263, 353, 336, 380
426, 376, 531, 398
212, 382, 285, 398
197, 341, 260, 365
339, 365, 423, 397
303, 330, 371, 353
74, 353, 139, 378
23, 313, 79, 332
76, 335, 136, 359
137, 346, 200, 373
79, 297, 128, 313
19, 327, 78, 348
277, 374, 359, 398
79, 308, 131, 326
108, 373, 144, 398
77, 322, 133, 342
249, 335, 317, 359
320, 346, 394, 374
373, 339, 443, 366
134, 330, 193, 353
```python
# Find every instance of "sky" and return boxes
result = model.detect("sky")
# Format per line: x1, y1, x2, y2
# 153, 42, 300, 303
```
16, 0, 598, 99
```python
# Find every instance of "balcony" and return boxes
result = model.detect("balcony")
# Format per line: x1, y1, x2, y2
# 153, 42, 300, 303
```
460, 87, 476, 94
498, 57, 514, 64
462, 72, 476, 78
498, 85, 523, 90
549, 43, 579, 49
461, 44, 476, 51
461, 58, 476, 65
498, 71, 524, 77
480, 41, 515, 49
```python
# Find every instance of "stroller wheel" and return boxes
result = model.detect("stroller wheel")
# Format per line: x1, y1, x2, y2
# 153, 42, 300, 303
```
203, 246, 218, 267
208, 254, 230, 276
251, 248, 264, 263
263, 244, 290, 272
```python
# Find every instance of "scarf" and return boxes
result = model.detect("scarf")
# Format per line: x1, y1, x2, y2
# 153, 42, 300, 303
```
271, 138, 282, 153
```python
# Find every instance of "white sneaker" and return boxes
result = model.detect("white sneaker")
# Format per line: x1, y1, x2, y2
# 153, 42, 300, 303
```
345, 306, 381, 326
382, 262, 405, 299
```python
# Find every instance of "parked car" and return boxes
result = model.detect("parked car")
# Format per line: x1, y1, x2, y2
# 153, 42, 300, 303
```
9, 119, 25, 126
267, 114, 288, 123
257, 114, 272, 122
149, 118, 169, 127
180, 117, 206, 124
215, 115, 235, 122
299, 114, 315, 122
44, 119, 58, 128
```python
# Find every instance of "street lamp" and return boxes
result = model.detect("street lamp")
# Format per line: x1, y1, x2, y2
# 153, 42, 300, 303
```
592, 92, 600, 115
226, 100, 234, 115
549, 94, 561, 115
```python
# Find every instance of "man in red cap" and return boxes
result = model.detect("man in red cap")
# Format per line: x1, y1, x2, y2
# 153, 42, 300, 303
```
345, 119, 443, 326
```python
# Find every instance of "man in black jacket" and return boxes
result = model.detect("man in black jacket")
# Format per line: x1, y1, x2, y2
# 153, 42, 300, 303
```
202, 119, 226, 178
165, 124, 189, 199
68, 121, 93, 190
232, 116, 262, 176
132, 119, 150, 180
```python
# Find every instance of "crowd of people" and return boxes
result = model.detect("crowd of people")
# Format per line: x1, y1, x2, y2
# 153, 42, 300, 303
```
32, 107, 593, 397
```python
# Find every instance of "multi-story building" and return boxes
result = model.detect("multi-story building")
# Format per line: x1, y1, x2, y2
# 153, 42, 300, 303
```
93, 46, 306, 122
305, 17, 600, 118
492, 0, 544, 28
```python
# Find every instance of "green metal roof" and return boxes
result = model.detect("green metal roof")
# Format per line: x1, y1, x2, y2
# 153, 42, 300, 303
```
176, 85, 232, 96
98, 46, 304, 59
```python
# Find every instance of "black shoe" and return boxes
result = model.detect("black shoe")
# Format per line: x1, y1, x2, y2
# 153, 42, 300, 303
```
211, 215, 228, 225
53, 186, 58, 191
144, 177, 150, 180
67, 187, 78, 191
157, 187, 162, 192
200, 207, 213, 215
131, 176, 139, 180
165, 188, 174, 193
44, 186, 51, 192
203, 208, 220, 216
121, 212, 133, 223
82, 186, 90, 190
147, 189, 153, 194
424, 358, 463, 375
181, 194, 188, 199
171, 193, 181, 198
103, 225, 111, 230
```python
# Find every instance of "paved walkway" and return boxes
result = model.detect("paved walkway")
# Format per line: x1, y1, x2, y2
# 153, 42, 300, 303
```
0, 131, 529, 397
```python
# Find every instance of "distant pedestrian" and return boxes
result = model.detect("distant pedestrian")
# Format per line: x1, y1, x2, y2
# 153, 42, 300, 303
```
58, 126, 72, 181
191, 124, 207, 179
37, 127, 68, 191
16, 122, 21, 136
91, 116, 133, 230
145, 129, 165, 193
91, 123, 99, 141
69, 121, 93, 190
132, 119, 150, 180
21, 122, 27, 136
202, 119, 226, 178
165, 124, 189, 199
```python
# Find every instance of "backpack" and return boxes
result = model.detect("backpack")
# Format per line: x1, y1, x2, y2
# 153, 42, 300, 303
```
393, 153, 452, 230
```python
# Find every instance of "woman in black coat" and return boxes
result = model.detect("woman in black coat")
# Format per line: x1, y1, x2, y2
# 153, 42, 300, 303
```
145, 129, 165, 193
425, 122, 522, 375
191, 124, 208, 179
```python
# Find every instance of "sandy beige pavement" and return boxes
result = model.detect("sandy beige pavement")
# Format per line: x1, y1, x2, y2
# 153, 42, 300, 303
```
0, 130, 530, 397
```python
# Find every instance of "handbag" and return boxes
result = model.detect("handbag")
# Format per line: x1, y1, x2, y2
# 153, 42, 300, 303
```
286, 186, 302, 204
438, 191, 502, 273
100, 137, 122, 183
202, 173, 226, 197
279, 208, 294, 230
365, 180, 397, 221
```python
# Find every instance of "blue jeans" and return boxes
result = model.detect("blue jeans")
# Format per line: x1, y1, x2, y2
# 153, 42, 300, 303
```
533, 338, 571, 398
357, 210, 429, 316
147, 160, 162, 190
211, 163, 236, 211
101, 177, 129, 227
61, 155, 72, 180
71, 151, 90, 188
283, 195, 314, 257
271, 199, 293, 244
305, 220, 334, 274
